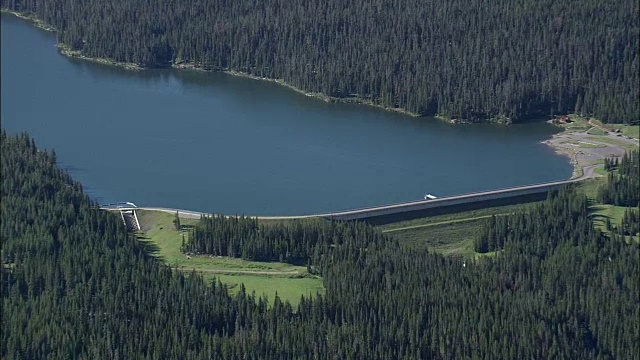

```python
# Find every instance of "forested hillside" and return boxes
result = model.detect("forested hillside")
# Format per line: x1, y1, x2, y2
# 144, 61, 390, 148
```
2, 130, 639, 358
182, 215, 378, 265
2, 0, 638, 123
599, 150, 639, 207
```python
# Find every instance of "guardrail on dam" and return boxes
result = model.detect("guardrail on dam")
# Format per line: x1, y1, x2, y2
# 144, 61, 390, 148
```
103, 168, 593, 222
323, 180, 574, 221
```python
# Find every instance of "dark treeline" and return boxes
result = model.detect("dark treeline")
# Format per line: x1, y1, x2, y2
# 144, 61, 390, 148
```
2, 130, 639, 358
1, 131, 267, 358
620, 208, 639, 238
599, 150, 639, 207
2, 0, 638, 123
183, 215, 378, 265
475, 188, 592, 254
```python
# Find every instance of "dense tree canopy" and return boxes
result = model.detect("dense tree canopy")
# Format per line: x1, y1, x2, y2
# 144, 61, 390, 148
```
2, 0, 638, 123
2, 130, 639, 358
183, 215, 378, 265
599, 150, 639, 207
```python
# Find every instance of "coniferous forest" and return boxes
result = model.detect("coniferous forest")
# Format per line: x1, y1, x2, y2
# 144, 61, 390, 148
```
2, 130, 639, 358
1, 0, 638, 123
599, 150, 639, 207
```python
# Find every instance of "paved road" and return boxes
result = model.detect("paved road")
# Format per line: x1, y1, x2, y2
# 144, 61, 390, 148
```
102, 164, 600, 221
579, 164, 599, 179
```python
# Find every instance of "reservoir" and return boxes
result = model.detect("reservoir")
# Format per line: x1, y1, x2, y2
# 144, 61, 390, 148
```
1, 14, 572, 215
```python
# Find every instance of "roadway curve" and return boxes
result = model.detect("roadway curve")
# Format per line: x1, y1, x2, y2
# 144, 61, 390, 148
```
102, 164, 601, 221
578, 164, 600, 179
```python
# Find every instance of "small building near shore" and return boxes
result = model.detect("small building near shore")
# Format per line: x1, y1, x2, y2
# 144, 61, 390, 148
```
554, 115, 571, 123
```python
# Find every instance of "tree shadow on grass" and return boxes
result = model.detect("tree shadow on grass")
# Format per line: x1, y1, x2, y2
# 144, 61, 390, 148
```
134, 234, 164, 259
586, 198, 599, 207
588, 204, 613, 222
589, 213, 612, 224
588, 207, 614, 234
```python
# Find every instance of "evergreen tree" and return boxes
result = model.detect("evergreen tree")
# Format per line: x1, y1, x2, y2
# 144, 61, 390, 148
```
173, 211, 181, 231
2, 0, 638, 123
2, 129, 638, 359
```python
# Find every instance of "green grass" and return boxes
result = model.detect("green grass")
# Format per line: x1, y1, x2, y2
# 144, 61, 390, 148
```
201, 274, 324, 304
387, 219, 482, 257
382, 214, 497, 233
591, 204, 626, 231
590, 204, 639, 243
378, 202, 536, 232
560, 116, 592, 132
136, 174, 634, 301
577, 168, 638, 242
378, 202, 540, 257
620, 126, 639, 139
613, 125, 640, 139
135, 210, 324, 306
575, 176, 606, 200
588, 119, 640, 139
135, 210, 197, 261
593, 165, 608, 176
585, 136, 639, 152
378, 173, 636, 257
558, 116, 639, 140
586, 127, 608, 135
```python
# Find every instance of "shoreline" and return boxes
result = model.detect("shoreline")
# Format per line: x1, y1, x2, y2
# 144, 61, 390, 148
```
1, 10, 480, 123
541, 117, 639, 179
57, 43, 143, 70
2, 10, 56, 32
6, 8, 626, 177
542, 120, 598, 180
1, 9, 589, 179
542, 132, 583, 179
3, 10, 423, 119
180, 64, 422, 118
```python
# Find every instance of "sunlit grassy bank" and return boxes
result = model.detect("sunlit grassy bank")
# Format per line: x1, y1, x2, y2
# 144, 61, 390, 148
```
379, 173, 638, 255
136, 210, 324, 307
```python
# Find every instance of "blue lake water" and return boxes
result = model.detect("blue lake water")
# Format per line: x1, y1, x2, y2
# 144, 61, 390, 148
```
1, 14, 572, 215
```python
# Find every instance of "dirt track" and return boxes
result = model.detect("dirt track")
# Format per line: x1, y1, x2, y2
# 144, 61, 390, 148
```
542, 126, 638, 178
173, 267, 300, 276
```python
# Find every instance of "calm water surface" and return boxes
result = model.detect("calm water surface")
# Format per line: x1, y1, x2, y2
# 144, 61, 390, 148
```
1, 14, 572, 215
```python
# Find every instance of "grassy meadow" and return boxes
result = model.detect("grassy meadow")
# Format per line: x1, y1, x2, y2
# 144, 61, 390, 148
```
379, 170, 637, 256
135, 210, 324, 307
133, 158, 635, 305
377, 202, 540, 258
587, 118, 639, 139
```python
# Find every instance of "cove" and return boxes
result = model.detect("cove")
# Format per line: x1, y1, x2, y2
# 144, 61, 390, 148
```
1, 14, 572, 215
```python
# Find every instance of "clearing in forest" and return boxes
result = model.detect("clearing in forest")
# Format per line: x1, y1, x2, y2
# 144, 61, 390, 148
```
135, 210, 324, 307
379, 172, 638, 255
